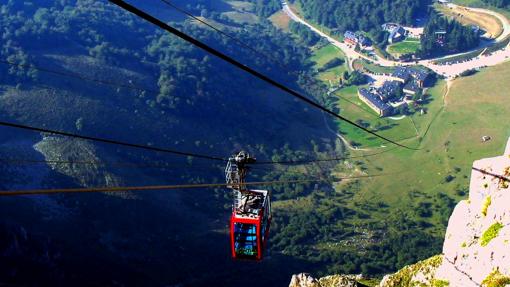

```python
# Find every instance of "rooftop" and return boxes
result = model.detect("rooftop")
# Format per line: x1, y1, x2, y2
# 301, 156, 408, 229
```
359, 88, 391, 111
392, 66, 430, 82
344, 31, 357, 39
378, 81, 402, 99
409, 68, 429, 81
404, 80, 420, 93
382, 23, 400, 31
344, 31, 371, 46
393, 66, 411, 80
233, 189, 268, 219
390, 26, 406, 37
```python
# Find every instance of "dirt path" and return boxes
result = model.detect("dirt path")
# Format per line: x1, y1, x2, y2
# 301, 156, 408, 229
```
420, 79, 454, 141
444, 79, 453, 107
459, 4, 510, 42
438, 4, 504, 39
281, 2, 399, 67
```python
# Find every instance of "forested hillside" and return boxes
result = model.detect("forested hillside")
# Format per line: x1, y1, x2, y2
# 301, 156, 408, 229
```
0, 1, 341, 286
1, 0, 319, 108
295, 0, 430, 40
419, 11, 480, 57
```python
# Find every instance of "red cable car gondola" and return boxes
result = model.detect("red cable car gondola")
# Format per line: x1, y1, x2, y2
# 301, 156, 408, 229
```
226, 152, 272, 261
230, 189, 271, 260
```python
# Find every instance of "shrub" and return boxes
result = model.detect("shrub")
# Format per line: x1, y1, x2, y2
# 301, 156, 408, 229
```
318, 58, 344, 72
480, 222, 504, 247
459, 69, 478, 77
481, 270, 510, 287
443, 175, 455, 183
432, 279, 450, 287
346, 71, 367, 86
481, 196, 492, 217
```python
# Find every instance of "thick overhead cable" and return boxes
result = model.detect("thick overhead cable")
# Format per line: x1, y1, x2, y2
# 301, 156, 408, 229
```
0, 174, 386, 197
108, 0, 418, 151
159, 0, 270, 62
0, 121, 226, 162
0, 157, 224, 170
0, 120, 393, 167
0, 180, 321, 196
159, 0, 380, 118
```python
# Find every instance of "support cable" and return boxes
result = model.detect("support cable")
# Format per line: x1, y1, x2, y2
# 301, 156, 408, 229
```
0, 121, 226, 162
0, 174, 386, 197
107, 0, 419, 151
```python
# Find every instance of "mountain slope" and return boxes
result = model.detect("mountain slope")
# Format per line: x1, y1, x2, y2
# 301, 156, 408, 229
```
0, 1, 339, 286
289, 137, 510, 287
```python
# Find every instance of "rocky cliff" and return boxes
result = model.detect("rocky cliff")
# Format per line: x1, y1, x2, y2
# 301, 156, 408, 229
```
290, 138, 510, 287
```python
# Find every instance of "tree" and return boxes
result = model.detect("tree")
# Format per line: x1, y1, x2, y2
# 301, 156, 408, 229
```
413, 89, 423, 102
396, 104, 408, 115
347, 71, 367, 86
295, 0, 429, 34
342, 71, 350, 81
419, 11, 480, 58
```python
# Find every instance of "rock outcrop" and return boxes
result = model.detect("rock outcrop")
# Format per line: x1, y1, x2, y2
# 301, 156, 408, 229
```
291, 138, 510, 287
380, 138, 510, 287
433, 137, 510, 286
289, 273, 362, 287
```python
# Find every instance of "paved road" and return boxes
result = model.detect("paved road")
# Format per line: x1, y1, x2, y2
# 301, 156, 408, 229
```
282, 1, 510, 78
282, 2, 398, 67
459, 4, 510, 42
418, 3, 510, 78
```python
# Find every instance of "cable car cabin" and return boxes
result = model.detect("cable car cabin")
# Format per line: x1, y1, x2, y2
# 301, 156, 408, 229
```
230, 189, 271, 261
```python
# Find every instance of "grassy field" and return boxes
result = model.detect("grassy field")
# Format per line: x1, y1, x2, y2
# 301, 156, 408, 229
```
310, 44, 347, 85
201, 0, 260, 25
222, 11, 259, 24
387, 39, 422, 56
269, 10, 291, 31
259, 0, 510, 273
332, 82, 445, 148
436, 3, 503, 39
353, 59, 396, 74
225, 0, 255, 11
344, 61, 510, 234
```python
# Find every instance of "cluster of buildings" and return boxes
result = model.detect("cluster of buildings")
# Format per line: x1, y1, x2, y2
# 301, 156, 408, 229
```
343, 31, 372, 47
382, 23, 408, 44
357, 67, 432, 117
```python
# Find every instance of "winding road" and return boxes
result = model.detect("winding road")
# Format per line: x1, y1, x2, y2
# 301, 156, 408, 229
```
282, 2, 397, 67
282, 1, 510, 78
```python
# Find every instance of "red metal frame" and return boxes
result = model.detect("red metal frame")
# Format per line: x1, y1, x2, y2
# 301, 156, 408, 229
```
230, 214, 260, 260
230, 210, 270, 261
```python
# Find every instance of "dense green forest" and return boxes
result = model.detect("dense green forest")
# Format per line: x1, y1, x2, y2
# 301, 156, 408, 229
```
249, 0, 282, 17
419, 12, 480, 57
295, 0, 430, 40
289, 21, 321, 46
0, 0, 327, 114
